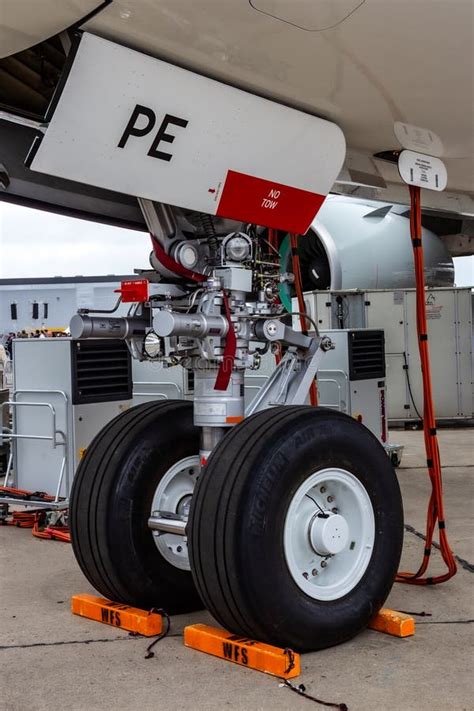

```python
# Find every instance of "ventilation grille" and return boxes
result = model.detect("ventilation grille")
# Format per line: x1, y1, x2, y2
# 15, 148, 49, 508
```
348, 330, 385, 381
71, 339, 132, 405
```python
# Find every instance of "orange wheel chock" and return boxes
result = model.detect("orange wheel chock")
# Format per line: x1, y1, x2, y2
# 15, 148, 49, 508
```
368, 608, 415, 637
184, 623, 300, 678
71, 594, 163, 636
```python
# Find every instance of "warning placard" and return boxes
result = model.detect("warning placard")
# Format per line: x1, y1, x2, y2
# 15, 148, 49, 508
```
29, 33, 346, 233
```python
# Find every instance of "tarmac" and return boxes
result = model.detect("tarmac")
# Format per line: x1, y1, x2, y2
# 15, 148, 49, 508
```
1, 427, 473, 711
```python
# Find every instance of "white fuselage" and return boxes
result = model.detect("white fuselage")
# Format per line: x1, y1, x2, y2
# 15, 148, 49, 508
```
1, 0, 473, 213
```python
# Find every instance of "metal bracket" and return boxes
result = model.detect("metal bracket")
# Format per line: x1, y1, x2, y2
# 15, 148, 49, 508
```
246, 337, 330, 415
138, 198, 177, 247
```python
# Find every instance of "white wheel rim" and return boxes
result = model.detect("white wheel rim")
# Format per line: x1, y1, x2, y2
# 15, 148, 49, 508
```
283, 468, 375, 601
150, 455, 199, 570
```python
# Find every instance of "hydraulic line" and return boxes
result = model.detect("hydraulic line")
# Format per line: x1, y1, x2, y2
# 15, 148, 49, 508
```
290, 234, 318, 405
150, 234, 206, 283
200, 213, 219, 257
268, 228, 282, 364
396, 185, 457, 585
149, 233, 236, 391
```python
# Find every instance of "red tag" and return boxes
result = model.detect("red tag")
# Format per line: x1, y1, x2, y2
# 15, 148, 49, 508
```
115, 279, 149, 303
216, 170, 326, 233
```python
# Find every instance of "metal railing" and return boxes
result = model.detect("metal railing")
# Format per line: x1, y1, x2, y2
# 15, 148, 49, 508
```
133, 381, 184, 400
0, 389, 69, 508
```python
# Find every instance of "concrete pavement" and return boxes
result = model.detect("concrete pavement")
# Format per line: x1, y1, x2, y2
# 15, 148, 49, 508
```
1, 428, 473, 711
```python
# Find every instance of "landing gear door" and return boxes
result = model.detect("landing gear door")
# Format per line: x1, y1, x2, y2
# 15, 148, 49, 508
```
27, 32, 346, 234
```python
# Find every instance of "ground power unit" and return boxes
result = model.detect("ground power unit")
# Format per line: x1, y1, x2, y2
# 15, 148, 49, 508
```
8, 338, 132, 498
314, 329, 389, 446
302, 288, 473, 423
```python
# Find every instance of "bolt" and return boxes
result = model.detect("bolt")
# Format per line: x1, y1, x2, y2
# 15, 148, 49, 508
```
327, 495, 334, 503
332, 507, 339, 514
321, 560, 328, 568
177, 545, 182, 553
312, 569, 318, 576
320, 486, 327, 493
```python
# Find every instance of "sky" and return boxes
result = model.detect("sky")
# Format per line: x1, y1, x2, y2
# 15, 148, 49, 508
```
0, 202, 151, 278
0, 201, 473, 285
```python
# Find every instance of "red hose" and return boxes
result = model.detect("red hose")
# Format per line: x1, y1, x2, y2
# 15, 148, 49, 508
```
396, 186, 457, 585
290, 234, 318, 406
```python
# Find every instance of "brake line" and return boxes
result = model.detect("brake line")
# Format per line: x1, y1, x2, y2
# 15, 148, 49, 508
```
290, 234, 318, 405
396, 185, 457, 585
150, 234, 236, 391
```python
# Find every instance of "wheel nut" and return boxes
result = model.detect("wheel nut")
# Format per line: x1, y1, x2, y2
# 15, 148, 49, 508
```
312, 569, 318, 576
320, 486, 326, 493
303, 572, 309, 579
332, 507, 339, 514
321, 560, 328, 568
327, 495, 334, 503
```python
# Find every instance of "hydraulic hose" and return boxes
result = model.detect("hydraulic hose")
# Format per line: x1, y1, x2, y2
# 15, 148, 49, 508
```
290, 233, 318, 406
396, 185, 457, 585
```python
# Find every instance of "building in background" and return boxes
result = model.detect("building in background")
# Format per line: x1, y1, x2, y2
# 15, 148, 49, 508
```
0, 275, 134, 334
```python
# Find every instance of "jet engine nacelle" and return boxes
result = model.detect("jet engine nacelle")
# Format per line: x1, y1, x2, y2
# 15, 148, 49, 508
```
302, 196, 454, 291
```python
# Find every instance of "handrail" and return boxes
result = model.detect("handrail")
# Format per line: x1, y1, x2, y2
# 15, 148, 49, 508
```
2, 389, 69, 501
2, 401, 62, 447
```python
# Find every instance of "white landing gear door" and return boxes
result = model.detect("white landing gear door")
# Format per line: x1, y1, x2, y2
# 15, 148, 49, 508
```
27, 32, 346, 234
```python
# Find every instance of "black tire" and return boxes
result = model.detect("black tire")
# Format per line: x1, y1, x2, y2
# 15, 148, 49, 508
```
189, 406, 403, 651
70, 400, 202, 613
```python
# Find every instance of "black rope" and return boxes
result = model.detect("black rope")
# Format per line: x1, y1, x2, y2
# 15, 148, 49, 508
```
283, 648, 296, 675
402, 352, 423, 420
305, 493, 326, 516
279, 678, 348, 710
144, 608, 170, 659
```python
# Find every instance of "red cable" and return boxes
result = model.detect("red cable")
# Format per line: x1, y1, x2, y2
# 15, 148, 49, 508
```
214, 292, 237, 391
290, 234, 318, 406
150, 234, 237, 391
0, 486, 55, 501
396, 185, 456, 585
267, 229, 283, 365
150, 235, 206, 283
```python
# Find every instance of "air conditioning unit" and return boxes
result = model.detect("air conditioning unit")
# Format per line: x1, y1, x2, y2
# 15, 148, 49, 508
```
9, 338, 132, 499
303, 287, 473, 422
316, 329, 388, 445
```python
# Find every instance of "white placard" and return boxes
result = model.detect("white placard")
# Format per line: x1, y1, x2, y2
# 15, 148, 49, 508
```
394, 122, 444, 157
28, 33, 346, 233
398, 150, 447, 191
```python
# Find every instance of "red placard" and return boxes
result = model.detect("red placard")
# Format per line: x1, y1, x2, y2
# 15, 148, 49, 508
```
216, 170, 326, 234
115, 279, 149, 303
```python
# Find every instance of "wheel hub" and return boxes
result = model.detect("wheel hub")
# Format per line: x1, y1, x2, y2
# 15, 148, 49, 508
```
310, 513, 349, 556
150, 455, 199, 571
283, 467, 375, 601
